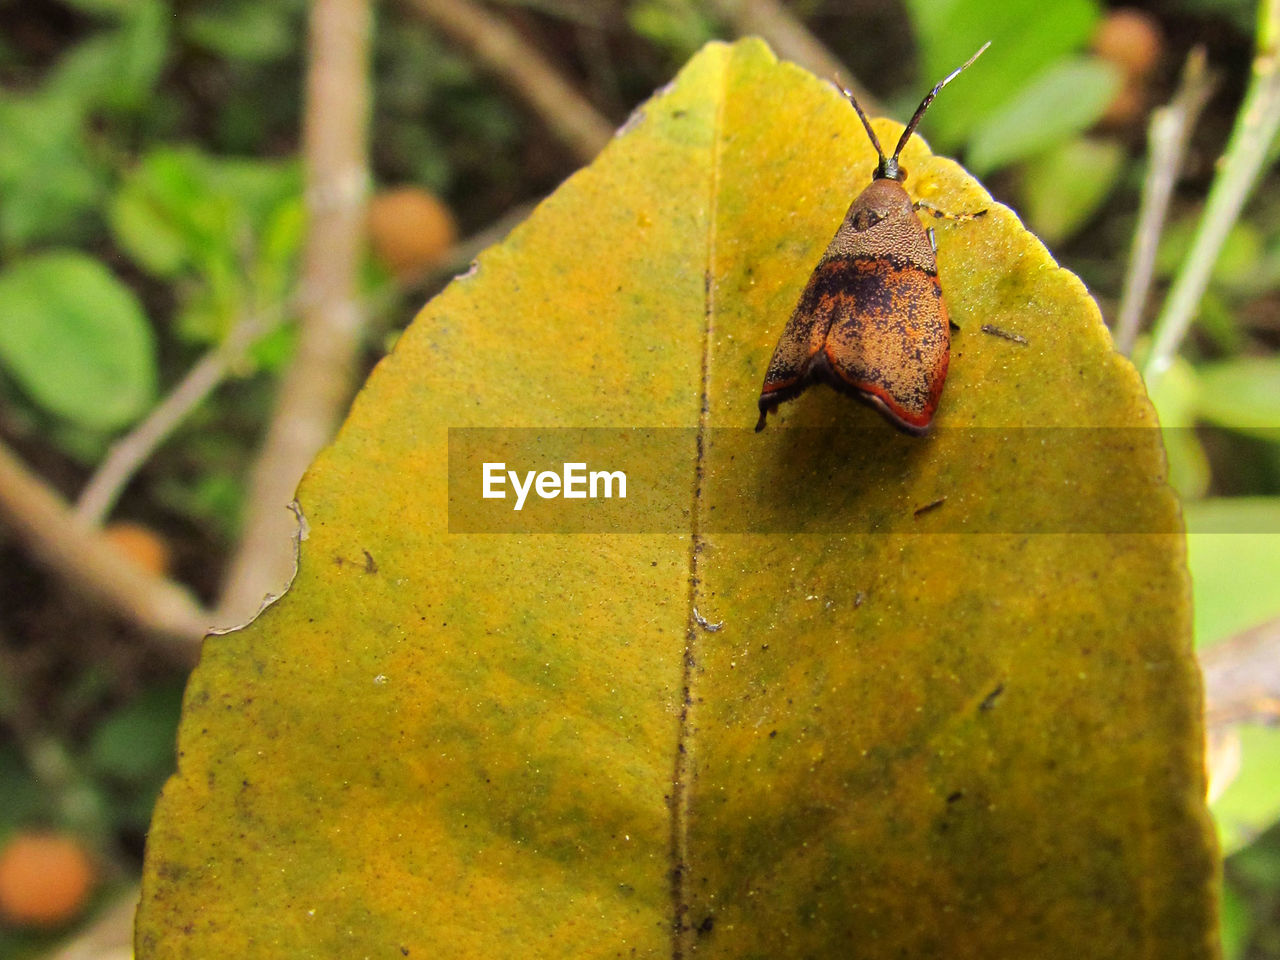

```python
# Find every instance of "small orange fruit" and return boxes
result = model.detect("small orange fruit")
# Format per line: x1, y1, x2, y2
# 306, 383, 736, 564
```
103, 522, 172, 577
1093, 10, 1164, 129
0, 831, 97, 929
1093, 9, 1163, 81
368, 187, 458, 277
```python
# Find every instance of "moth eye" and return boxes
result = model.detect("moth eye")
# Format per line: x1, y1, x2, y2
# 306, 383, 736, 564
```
851, 208, 887, 232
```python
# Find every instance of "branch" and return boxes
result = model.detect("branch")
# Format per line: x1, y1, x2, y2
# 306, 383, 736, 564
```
1113, 48, 1214, 357
73, 309, 281, 527
0, 440, 207, 648
1200, 613, 1280, 730
406, 0, 614, 164
215, 0, 374, 627
1201, 612, 1280, 803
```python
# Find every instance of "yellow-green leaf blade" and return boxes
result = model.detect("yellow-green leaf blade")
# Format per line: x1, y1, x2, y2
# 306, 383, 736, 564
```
137, 38, 1217, 960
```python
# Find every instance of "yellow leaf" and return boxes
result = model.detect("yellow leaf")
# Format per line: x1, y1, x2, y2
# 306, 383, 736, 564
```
137, 39, 1218, 958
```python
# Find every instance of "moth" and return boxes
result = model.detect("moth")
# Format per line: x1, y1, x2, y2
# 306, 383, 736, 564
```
755, 44, 989, 434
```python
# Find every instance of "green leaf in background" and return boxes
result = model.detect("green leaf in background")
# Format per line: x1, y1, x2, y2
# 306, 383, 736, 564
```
1216, 727, 1280, 856
1146, 354, 1211, 499
245, 322, 296, 374
0, 747, 43, 834
110, 147, 303, 342
1021, 135, 1126, 246
967, 58, 1122, 176
250, 194, 306, 309
902, 0, 1101, 149
0, 93, 104, 249
137, 40, 1216, 958
88, 682, 186, 834
1194, 289, 1249, 354
153, 468, 244, 541
88, 683, 185, 785
1193, 358, 1280, 438
628, 0, 719, 63
1186, 498, 1280, 647
47, 0, 170, 114
0, 252, 156, 430
1187, 498, 1280, 855
110, 147, 302, 276
182, 0, 305, 63
1220, 880, 1250, 960
1157, 216, 1274, 297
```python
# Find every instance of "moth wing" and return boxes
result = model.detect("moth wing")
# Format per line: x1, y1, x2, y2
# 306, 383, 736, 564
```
758, 259, 854, 405
821, 255, 950, 432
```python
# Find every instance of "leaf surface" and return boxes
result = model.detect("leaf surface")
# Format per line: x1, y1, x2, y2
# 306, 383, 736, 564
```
137, 40, 1217, 959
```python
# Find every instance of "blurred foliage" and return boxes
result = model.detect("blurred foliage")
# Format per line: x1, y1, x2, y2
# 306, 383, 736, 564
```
85, 681, 185, 833
0, 0, 1277, 955
966, 59, 1122, 175
0, 252, 156, 430
110, 147, 304, 346
628, 0, 719, 62
902, 0, 1105, 150
1021, 136, 1127, 245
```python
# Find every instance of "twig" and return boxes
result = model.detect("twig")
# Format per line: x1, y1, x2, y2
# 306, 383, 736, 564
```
0, 440, 207, 647
73, 309, 282, 527
216, 0, 373, 627
1143, 1, 1280, 386
708, 0, 880, 114
1114, 48, 1215, 356
1199, 613, 1280, 805
78, 188, 534, 530
1200, 613, 1280, 730
406, 0, 614, 164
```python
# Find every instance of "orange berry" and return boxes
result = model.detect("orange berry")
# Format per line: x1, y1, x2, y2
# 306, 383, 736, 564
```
1093, 9, 1163, 81
0, 831, 97, 929
368, 187, 458, 277
103, 522, 172, 577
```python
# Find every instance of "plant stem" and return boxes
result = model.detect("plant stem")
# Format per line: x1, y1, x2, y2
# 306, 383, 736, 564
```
216, 0, 373, 627
1142, 0, 1280, 385
74, 309, 280, 527
0, 440, 208, 646
1114, 48, 1214, 357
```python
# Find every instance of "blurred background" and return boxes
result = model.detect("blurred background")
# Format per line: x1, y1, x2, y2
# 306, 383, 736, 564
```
0, 0, 1278, 956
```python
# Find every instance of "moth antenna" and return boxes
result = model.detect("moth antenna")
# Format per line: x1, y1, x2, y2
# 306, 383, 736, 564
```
890, 41, 991, 167
835, 76, 887, 169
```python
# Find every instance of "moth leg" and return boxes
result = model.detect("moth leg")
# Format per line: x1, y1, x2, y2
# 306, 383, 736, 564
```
914, 199, 987, 222
926, 226, 938, 254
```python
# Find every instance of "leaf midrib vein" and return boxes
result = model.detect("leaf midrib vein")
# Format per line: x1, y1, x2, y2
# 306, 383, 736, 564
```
670, 48, 729, 960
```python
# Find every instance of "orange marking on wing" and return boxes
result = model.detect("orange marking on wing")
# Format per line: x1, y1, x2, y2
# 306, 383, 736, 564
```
824, 349, 939, 430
